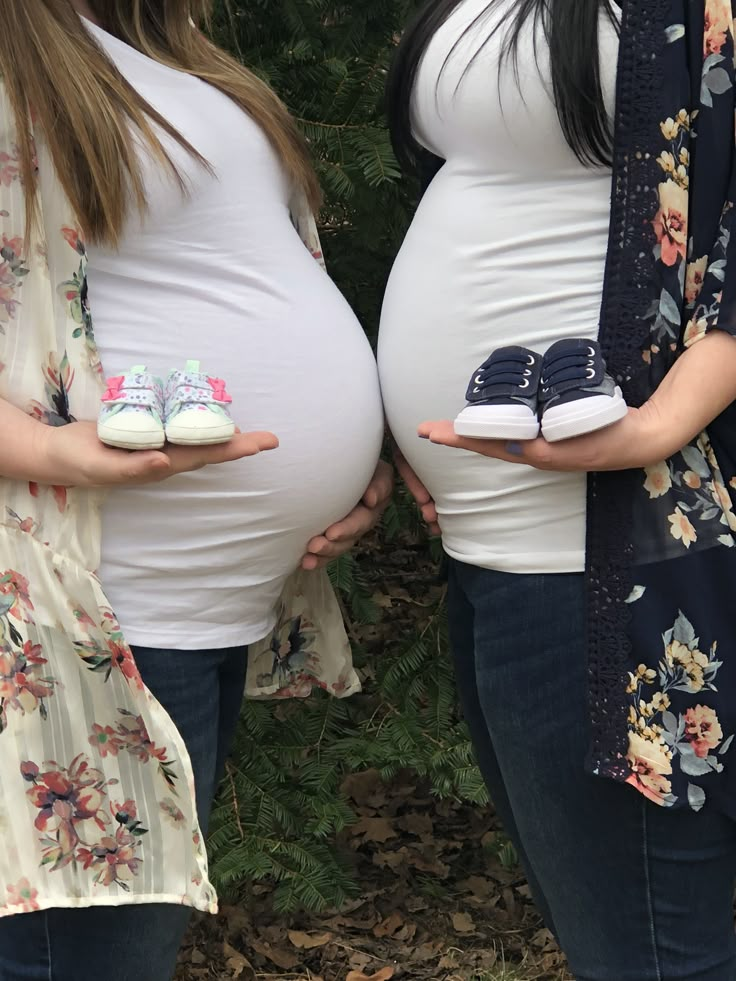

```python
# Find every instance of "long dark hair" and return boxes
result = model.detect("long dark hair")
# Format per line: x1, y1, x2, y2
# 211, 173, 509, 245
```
387, 0, 620, 174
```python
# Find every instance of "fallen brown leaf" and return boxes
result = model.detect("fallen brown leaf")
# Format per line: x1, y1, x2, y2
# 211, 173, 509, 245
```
402, 844, 450, 877
459, 875, 494, 899
397, 812, 433, 838
345, 968, 395, 981
222, 941, 254, 979
438, 952, 459, 970
341, 769, 386, 808
351, 816, 398, 843
347, 951, 372, 973
372, 912, 404, 938
452, 911, 476, 934
288, 930, 333, 950
248, 937, 300, 970
372, 847, 408, 870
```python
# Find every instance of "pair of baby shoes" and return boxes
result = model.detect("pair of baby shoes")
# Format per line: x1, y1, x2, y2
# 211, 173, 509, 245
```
454, 338, 628, 443
98, 361, 235, 450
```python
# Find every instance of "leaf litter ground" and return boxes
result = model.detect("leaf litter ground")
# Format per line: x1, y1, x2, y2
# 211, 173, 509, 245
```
175, 531, 573, 981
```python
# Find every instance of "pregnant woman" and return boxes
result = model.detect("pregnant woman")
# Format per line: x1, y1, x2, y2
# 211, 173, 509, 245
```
0, 2, 386, 979
380, 1, 736, 978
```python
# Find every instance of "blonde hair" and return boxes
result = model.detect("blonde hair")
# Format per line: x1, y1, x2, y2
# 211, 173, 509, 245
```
0, 0, 321, 246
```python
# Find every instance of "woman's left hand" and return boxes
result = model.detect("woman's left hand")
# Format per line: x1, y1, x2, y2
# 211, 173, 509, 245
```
301, 460, 395, 570
419, 332, 736, 473
418, 401, 672, 473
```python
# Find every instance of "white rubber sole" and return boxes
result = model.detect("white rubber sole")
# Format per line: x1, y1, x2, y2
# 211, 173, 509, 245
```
541, 389, 628, 443
164, 421, 236, 446
453, 405, 540, 440
97, 424, 165, 451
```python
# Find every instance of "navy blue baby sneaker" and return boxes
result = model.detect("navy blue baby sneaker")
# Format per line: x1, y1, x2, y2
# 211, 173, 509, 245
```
538, 338, 627, 442
454, 338, 627, 442
454, 346, 542, 440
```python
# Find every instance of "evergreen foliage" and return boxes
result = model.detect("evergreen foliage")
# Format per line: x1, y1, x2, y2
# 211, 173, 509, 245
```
207, 0, 488, 913
211, 0, 421, 342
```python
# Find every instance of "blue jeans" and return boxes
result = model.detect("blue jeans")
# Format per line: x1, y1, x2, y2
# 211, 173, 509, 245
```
0, 645, 249, 981
448, 559, 736, 981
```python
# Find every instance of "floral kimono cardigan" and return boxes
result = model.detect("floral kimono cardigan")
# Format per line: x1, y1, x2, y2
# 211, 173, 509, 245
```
0, 90, 359, 914
586, 0, 736, 814
418, 1, 736, 815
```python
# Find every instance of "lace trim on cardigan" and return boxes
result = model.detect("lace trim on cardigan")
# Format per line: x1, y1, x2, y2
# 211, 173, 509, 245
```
586, 0, 672, 779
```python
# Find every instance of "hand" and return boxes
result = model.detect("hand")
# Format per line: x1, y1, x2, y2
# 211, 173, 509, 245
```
419, 332, 736, 473
35, 421, 279, 488
301, 460, 394, 570
418, 402, 671, 473
394, 447, 441, 535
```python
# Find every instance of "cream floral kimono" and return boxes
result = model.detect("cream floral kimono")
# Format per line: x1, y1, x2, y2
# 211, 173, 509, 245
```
0, 80, 359, 917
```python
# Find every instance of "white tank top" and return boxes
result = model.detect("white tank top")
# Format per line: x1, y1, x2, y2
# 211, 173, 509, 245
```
378, 0, 619, 573
84, 20, 384, 648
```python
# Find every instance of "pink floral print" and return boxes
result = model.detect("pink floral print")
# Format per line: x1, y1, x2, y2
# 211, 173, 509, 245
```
684, 705, 724, 758
0, 570, 34, 621
21, 754, 147, 885
0, 63, 348, 917
624, 608, 733, 809
6, 879, 40, 913
73, 606, 144, 690
89, 710, 179, 791
0, 145, 20, 188
0, 640, 58, 730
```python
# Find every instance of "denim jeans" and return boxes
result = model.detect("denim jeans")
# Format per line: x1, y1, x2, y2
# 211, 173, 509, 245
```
448, 558, 736, 981
0, 644, 249, 981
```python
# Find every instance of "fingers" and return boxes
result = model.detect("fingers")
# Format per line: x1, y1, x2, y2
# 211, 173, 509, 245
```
418, 419, 539, 461
417, 417, 639, 472
361, 460, 394, 510
164, 431, 279, 475
393, 447, 433, 506
301, 500, 381, 569
301, 553, 328, 571
307, 505, 378, 554
301, 533, 359, 570
393, 444, 442, 534
301, 463, 394, 571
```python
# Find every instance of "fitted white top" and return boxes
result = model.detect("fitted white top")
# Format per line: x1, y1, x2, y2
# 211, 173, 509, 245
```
84, 20, 384, 648
378, 0, 619, 573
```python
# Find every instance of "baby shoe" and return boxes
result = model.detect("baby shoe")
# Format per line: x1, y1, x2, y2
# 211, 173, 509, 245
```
98, 365, 165, 450
454, 346, 543, 439
164, 361, 236, 446
538, 338, 628, 443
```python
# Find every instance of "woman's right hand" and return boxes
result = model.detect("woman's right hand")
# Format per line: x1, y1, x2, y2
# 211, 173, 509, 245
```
393, 447, 441, 536
34, 421, 278, 488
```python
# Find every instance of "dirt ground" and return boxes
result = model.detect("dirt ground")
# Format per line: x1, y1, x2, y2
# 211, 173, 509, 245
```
174, 529, 573, 981
174, 778, 571, 981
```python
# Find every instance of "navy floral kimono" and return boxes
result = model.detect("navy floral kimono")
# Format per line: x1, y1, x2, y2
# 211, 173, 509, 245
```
417, 0, 736, 814
586, 0, 736, 814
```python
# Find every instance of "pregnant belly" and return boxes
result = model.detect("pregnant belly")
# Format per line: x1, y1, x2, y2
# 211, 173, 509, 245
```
99, 332, 384, 646
377, 182, 595, 574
